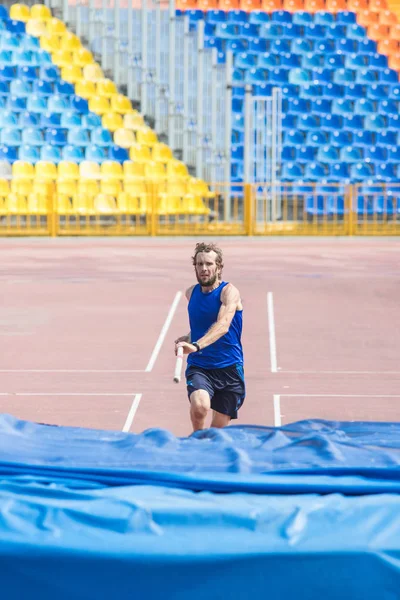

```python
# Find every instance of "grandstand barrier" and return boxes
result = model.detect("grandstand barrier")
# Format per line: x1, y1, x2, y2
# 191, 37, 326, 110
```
1, 180, 400, 236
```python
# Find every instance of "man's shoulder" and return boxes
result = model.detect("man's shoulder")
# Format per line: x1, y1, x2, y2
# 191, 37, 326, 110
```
185, 284, 197, 300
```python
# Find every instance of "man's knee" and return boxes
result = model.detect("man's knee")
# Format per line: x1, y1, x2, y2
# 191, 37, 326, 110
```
190, 390, 210, 419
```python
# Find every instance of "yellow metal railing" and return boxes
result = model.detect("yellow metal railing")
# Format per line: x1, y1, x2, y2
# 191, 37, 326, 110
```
1, 182, 400, 236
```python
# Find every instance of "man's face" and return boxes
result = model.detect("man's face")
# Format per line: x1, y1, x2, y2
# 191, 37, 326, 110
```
195, 251, 220, 288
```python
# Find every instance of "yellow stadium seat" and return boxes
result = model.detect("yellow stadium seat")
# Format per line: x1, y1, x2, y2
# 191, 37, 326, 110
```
32, 179, 54, 197
79, 161, 101, 180
6, 194, 27, 214
124, 177, 148, 199
136, 127, 158, 146
152, 142, 173, 163
47, 18, 67, 35
56, 180, 77, 197
102, 112, 124, 132
11, 179, 33, 196
123, 161, 145, 179
27, 193, 48, 215
75, 80, 97, 99
182, 195, 210, 216
167, 159, 189, 178
52, 50, 73, 68
73, 48, 94, 67
83, 63, 104, 81
60, 32, 81, 51
188, 178, 216, 199
0, 197, 6, 216
72, 193, 95, 215
12, 161, 35, 180
94, 193, 117, 213
35, 161, 57, 181
30, 4, 52, 19
117, 192, 140, 213
157, 196, 181, 215
58, 161, 80, 181
123, 112, 145, 130
129, 144, 151, 163
114, 128, 135, 149
78, 180, 100, 197
97, 79, 118, 97
101, 161, 123, 180
40, 34, 60, 52
144, 161, 166, 180
0, 179, 10, 197
100, 178, 122, 196
10, 4, 31, 22
61, 65, 83, 84
56, 194, 74, 215
110, 94, 132, 114
89, 96, 110, 114
26, 19, 47, 37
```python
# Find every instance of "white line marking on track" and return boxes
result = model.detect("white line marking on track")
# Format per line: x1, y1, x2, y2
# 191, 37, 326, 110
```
0, 370, 144, 373
273, 394, 281, 427
267, 291, 278, 373
122, 393, 142, 432
145, 290, 182, 372
0, 393, 139, 396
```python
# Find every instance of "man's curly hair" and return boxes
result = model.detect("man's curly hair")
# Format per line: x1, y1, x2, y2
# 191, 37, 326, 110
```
192, 242, 224, 273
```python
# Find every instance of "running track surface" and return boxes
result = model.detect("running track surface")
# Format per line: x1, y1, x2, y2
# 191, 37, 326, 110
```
1, 237, 399, 437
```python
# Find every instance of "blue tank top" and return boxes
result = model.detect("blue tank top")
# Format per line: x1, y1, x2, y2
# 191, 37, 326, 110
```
187, 281, 243, 369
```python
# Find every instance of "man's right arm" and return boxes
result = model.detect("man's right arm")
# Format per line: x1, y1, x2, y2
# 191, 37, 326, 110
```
174, 286, 194, 350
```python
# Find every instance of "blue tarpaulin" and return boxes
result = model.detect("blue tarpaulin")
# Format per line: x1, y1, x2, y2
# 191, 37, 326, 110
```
0, 415, 400, 599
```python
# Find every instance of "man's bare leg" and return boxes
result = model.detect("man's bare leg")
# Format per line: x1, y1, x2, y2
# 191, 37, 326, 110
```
189, 390, 211, 431
211, 410, 231, 429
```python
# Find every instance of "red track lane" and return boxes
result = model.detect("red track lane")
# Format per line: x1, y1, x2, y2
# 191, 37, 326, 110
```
1, 237, 400, 436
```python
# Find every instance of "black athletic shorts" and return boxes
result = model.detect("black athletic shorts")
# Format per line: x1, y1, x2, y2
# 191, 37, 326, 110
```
185, 363, 245, 419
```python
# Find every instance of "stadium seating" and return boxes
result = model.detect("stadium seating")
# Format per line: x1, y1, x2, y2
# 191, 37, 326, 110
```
184, 4, 400, 183
0, 4, 212, 218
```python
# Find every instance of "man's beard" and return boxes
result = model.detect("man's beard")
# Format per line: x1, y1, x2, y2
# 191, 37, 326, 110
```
196, 272, 218, 288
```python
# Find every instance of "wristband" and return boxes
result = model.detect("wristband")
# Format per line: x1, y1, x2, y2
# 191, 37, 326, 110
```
192, 342, 201, 352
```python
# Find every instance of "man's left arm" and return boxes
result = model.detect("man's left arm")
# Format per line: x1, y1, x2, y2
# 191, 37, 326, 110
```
194, 284, 240, 350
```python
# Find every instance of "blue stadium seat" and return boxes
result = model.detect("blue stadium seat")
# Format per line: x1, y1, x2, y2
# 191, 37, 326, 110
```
248, 11, 270, 25
315, 40, 335, 53
204, 38, 224, 52
368, 84, 389, 100
215, 23, 237, 39
85, 145, 107, 162
18, 66, 38, 81
307, 130, 329, 146
0, 49, 12, 64
312, 68, 332, 84
365, 146, 387, 163
0, 127, 21, 146
354, 130, 375, 145
292, 39, 313, 54
109, 145, 129, 162
0, 80, 8, 97
380, 100, 399, 115
337, 38, 357, 53
40, 145, 62, 163
305, 162, 328, 179
60, 110, 82, 128
270, 39, 291, 53
68, 127, 90, 146
323, 83, 345, 98
0, 6, 8, 19
302, 53, 323, 68
297, 146, 316, 161
358, 39, 377, 53
368, 54, 388, 68
0, 145, 17, 162
344, 114, 364, 130
55, 80, 75, 96
345, 54, 366, 69
45, 128, 68, 146
317, 146, 340, 162
19, 112, 40, 129
346, 84, 366, 99
21, 128, 44, 146
10, 79, 31, 97
288, 97, 310, 114
21, 35, 40, 51
18, 144, 40, 163
61, 145, 83, 162
227, 11, 247, 24
282, 162, 303, 180
325, 55, 345, 69
377, 131, 397, 146
365, 114, 387, 130
282, 114, 297, 129
330, 162, 350, 180
293, 11, 313, 25
226, 40, 248, 53
354, 98, 376, 114
351, 162, 375, 179
82, 112, 102, 129
35, 49, 52, 64
239, 23, 259, 38
289, 68, 311, 84
7, 96, 26, 111
284, 129, 305, 145
280, 53, 301, 68
47, 95, 69, 113
245, 68, 268, 83
40, 112, 61, 128
388, 146, 400, 161
340, 146, 363, 162
271, 10, 292, 23
248, 39, 268, 53
6, 19, 25, 34
71, 95, 89, 113
40, 65, 60, 81
376, 163, 396, 181
311, 98, 331, 114
281, 84, 300, 97
329, 25, 347, 38
1, 32, 19, 50
314, 11, 334, 25
331, 130, 353, 146
298, 114, 320, 129
347, 24, 366, 40
0, 65, 16, 81
235, 52, 257, 68
282, 145, 296, 161
388, 115, 400, 129
380, 69, 399, 84
321, 114, 343, 130
332, 98, 354, 115
91, 128, 113, 146
304, 24, 326, 39
336, 11, 356, 24
257, 53, 279, 68
389, 84, 400, 99
269, 68, 289, 84
32, 80, 53, 95
302, 84, 323, 98
260, 23, 283, 39
0, 110, 17, 127
206, 10, 226, 24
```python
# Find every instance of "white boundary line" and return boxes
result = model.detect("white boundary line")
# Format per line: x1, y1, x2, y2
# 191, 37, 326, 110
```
273, 394, 282, 427
267, 291, 278, 373
145, 290, 182, 372
122, 393, 142, 432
